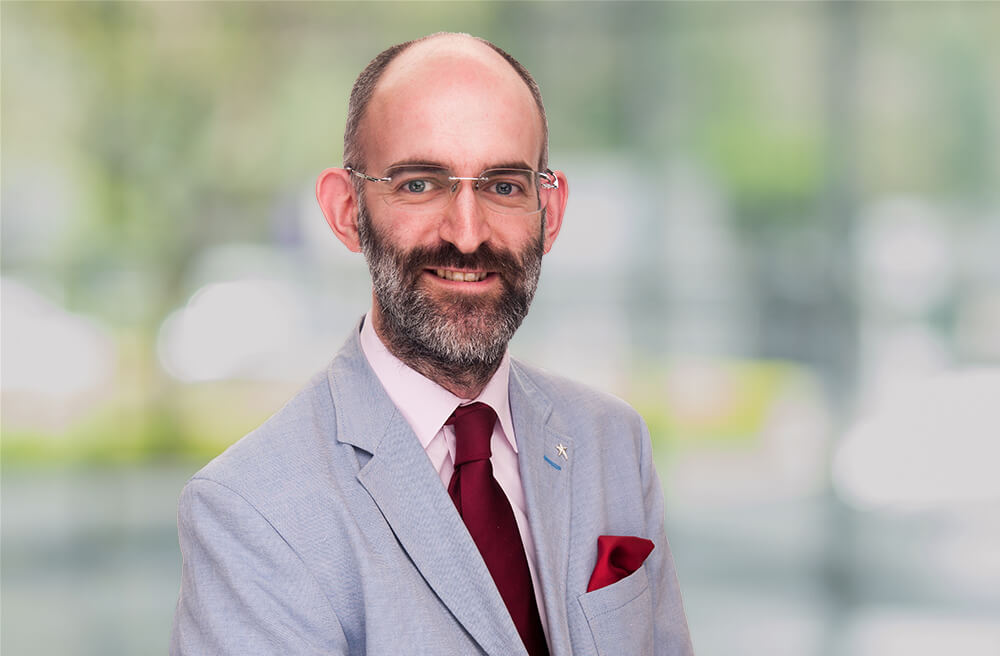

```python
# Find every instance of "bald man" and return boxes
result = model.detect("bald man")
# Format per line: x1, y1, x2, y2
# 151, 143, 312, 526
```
170, 33, 693, 656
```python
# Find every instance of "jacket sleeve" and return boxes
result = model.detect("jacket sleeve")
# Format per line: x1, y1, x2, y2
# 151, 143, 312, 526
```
170, 477, 348, 655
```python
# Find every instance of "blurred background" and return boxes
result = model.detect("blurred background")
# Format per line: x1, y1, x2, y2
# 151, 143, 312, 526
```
2, 2, 999, 654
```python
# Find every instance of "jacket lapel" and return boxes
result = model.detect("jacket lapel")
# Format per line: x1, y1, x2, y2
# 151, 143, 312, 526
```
327, 328, 526, 655
509, 362, 574, 655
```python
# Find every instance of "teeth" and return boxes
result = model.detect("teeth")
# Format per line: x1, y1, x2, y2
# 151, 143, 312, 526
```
435, 269, 487, 282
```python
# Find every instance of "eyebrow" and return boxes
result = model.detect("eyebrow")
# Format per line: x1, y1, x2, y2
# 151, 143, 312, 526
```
486, 161, 536, 172
384, 159, 537, 173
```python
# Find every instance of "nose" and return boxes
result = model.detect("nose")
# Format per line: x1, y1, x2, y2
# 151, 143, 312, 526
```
438, 180, 492, 254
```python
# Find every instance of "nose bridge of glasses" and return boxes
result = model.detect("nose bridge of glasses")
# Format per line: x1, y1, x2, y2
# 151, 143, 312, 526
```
438, 175, 477, 213
446, 175, 486, 194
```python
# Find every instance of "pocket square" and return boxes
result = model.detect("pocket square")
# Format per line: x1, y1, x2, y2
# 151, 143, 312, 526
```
586, 535, 655, 592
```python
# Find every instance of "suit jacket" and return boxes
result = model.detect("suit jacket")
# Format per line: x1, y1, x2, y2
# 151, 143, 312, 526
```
170, 326, 693, 655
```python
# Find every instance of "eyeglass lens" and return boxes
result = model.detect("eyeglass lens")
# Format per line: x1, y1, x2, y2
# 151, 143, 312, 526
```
379, 166, 547, 215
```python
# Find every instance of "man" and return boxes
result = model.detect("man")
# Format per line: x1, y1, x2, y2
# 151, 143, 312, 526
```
171, 33, 693, 656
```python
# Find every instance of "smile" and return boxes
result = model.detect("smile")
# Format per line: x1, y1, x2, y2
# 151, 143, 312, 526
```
433, 269, 489, 282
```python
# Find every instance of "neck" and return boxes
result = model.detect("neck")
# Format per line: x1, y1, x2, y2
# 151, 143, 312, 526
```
370, 309, 501, 399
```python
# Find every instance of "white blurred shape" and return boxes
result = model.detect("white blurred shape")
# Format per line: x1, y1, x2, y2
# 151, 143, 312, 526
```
834, 368, 1000, 510
766, 378, 831, 490
845, 607, 1000, 656
862, 324, 951, 411
1, 277, 115, 400
858, 198, 953, 315
545, 155, 634, 273
157, 279, 309, 382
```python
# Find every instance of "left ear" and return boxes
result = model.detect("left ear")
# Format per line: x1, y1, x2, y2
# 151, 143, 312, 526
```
541, 170, 569, 254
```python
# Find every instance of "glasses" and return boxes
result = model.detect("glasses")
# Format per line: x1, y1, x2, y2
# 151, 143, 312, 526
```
346, 164, 558, 216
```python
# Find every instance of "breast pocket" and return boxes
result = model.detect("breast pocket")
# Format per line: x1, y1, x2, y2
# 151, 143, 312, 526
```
577, 564, 653, 656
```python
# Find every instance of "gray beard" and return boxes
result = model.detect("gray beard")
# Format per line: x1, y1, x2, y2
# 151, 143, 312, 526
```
358, 203, 544, 388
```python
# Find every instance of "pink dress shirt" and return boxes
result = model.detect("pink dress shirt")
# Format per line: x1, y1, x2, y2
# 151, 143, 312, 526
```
359, 314, 549, 638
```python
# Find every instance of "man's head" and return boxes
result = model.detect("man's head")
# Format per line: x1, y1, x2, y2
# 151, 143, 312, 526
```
316, 33, 568, 395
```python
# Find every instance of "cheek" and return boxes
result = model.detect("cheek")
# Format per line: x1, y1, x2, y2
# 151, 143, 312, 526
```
390, 219, 443, 250
366, 204, 436, 248
497, 218, 544, 250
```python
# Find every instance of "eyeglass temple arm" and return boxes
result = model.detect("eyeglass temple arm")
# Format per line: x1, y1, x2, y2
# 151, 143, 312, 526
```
541, 169, 558, 189
345, 167, 390, 183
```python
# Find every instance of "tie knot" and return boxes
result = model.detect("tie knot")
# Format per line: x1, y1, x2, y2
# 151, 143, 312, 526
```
446, 402, 497, 466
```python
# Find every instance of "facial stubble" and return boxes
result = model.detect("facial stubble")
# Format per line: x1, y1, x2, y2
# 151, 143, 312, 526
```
358, 202, 544, 394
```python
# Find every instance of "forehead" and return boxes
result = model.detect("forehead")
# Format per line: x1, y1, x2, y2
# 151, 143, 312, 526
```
362, 37, 544, 172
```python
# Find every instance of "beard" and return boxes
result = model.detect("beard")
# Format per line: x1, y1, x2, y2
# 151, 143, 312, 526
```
357, 202, 544, 382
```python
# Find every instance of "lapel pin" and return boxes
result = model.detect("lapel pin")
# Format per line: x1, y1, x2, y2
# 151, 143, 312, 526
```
556, 443, 569, 460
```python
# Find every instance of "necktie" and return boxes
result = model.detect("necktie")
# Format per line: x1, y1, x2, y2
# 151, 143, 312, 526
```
447, 403, 549, 656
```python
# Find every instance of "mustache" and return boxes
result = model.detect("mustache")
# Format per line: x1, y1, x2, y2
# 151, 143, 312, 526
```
397, 242, 526, 278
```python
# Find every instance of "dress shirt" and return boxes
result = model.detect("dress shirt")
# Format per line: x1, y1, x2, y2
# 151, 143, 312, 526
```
359, 313, 549, 638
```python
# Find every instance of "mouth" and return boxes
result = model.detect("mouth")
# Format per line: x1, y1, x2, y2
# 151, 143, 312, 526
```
431, 268, 491, 283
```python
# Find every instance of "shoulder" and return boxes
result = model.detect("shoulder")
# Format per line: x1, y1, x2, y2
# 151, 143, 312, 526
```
191, 367, 340, 499
510, 359, 659, 517
189, 327, 375, 500
510, 358, 648, 440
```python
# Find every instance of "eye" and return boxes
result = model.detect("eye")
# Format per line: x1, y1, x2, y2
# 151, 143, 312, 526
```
386, 167, 449, 196
395, 176, 442, 195
494, 181, 515, 196
479, 169, 535, 199
482, 176, 527, 197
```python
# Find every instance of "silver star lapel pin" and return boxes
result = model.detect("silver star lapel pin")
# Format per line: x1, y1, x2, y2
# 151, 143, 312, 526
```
556, 443, 569, 460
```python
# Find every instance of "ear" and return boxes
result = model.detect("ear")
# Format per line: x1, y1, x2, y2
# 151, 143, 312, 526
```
541, 170, 569, 254
316, 167, 361, 252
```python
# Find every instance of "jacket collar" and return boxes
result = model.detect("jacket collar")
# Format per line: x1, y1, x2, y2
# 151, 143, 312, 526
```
508, 361, 574, 655
325, 323, 530, 654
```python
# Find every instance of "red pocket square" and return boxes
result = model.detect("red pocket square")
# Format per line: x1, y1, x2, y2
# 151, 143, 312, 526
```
586, 535, 655, 592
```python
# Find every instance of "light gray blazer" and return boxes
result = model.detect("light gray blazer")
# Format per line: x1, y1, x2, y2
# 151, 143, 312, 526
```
170, 326, 693, 655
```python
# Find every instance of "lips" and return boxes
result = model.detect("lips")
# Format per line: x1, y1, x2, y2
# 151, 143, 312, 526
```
433, 269, 489, 282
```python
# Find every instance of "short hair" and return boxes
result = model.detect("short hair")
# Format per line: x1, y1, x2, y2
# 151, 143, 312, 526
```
342, 33, 549, 173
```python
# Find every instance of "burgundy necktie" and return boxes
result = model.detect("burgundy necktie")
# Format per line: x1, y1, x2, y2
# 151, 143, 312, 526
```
446, 402, 549, 656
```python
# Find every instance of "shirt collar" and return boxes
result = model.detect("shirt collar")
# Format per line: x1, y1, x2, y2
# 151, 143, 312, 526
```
359, 312, 517, 453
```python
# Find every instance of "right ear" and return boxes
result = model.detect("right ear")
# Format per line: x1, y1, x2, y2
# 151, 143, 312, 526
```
316, 168, 361, 252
